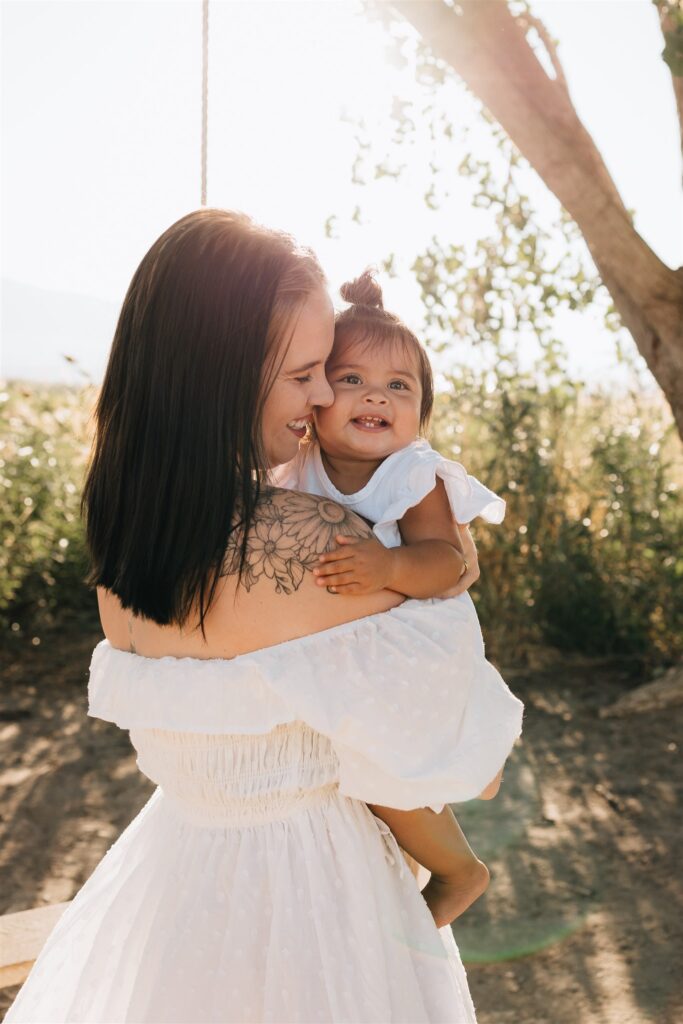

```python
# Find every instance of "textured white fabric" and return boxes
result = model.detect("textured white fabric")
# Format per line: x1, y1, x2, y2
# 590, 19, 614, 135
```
5, 599, 523, 1024
271, 439, 506, 547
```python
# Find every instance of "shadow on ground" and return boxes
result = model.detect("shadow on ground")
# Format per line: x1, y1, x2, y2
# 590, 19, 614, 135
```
1, 634, 681, 1023
458, 659, 682, 1024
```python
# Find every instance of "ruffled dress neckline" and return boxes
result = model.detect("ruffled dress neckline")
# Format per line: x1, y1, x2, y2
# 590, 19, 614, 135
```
311, 441, 413, 504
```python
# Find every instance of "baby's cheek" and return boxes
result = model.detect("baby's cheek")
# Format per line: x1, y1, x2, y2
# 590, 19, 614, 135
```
313, 403, 340, 438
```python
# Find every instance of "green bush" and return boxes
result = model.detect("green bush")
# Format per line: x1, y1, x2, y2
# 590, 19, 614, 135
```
2, 371, 681, 671
430, 363, 683, 670
0, 381, 97, 641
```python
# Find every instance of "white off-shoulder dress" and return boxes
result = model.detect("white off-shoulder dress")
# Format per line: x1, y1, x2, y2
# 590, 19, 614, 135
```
4, 599, 523, 1024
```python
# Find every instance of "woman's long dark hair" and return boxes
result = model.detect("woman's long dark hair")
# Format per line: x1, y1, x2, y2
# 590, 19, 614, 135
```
81, 208, 324, 636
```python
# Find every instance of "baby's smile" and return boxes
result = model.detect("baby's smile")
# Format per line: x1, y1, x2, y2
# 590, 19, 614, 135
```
350, 414, 391, 431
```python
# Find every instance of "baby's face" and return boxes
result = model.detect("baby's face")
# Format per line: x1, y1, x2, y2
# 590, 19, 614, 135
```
314, 341, 422, 461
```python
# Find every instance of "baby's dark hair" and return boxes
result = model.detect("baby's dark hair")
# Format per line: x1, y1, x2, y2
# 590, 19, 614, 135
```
334, 269, 434, 431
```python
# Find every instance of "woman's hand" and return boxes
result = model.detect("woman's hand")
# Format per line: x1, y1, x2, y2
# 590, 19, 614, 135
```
438, 525, 480, 598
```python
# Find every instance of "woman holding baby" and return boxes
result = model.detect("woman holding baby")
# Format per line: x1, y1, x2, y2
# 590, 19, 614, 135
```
5, 208, 523, 1024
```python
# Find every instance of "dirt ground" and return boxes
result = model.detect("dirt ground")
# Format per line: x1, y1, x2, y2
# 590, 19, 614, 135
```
1, 627, 681, 1024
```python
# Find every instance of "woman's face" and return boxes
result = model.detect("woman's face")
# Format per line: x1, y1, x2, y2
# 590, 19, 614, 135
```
261, 285, 335, 468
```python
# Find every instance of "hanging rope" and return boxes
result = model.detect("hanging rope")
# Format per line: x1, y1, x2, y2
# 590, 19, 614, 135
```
201, 0, 209, 206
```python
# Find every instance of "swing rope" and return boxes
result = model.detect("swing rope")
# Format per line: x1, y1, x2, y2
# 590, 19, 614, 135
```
201, 0, 209, 206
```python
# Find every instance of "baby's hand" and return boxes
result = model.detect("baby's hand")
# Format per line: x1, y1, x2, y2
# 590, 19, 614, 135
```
313, 534, 395, 595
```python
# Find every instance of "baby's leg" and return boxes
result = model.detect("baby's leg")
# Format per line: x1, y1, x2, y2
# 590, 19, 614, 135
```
399, 846, 431, 889
369, 803, 489, 926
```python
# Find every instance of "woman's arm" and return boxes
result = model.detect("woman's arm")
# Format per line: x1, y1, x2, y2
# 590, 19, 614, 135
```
477, 768, 504, 800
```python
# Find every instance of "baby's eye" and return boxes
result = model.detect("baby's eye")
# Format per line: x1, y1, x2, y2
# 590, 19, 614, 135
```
339, 374, 362, 385
389, 380, 409, 390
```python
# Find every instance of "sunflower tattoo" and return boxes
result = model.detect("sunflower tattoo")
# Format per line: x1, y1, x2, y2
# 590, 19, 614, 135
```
222, 489, 371, 595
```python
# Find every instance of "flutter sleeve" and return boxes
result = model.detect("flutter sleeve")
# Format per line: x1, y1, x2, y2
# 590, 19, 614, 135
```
373, 441, 505, 547
88, 598, 524, 815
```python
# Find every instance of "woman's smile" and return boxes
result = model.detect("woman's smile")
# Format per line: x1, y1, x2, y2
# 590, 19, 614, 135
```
260, 285, 335, 467
287, 415, 314, 439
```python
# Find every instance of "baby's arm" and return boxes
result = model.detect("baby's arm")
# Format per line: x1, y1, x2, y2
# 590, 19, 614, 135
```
368, 802, 490, 927
313, 479, 467, 598
393, 478, 467, 597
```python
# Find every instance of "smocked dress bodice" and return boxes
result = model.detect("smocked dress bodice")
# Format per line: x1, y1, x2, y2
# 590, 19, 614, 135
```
128, 723, 341, 828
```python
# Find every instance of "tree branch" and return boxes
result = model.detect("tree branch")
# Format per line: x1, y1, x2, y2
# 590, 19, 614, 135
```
515, 10, 569, 95
654, 0, 683, 161
391, 0, 683, 434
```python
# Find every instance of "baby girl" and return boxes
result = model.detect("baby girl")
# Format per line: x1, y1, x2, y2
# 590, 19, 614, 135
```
273, 269, 506, 927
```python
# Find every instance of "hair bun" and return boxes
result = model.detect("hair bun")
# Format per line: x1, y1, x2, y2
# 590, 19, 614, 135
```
339, 269, 384, 309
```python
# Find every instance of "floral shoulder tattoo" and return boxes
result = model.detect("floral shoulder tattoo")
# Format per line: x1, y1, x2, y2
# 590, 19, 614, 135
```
221, 489, 372, 595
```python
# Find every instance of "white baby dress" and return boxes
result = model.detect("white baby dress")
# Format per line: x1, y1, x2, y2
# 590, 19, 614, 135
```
271, 438, 506, 547
272, 437, 506, 638
4, 595, 523, 1024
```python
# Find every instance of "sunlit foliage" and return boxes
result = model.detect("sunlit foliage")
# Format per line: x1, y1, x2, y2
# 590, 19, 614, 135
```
1, 372, 680, 670
431, 366, 683, 670
0, 381, 96, 643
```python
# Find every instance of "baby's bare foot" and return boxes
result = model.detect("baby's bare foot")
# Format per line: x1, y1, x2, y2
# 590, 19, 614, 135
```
422, 860, 490, 928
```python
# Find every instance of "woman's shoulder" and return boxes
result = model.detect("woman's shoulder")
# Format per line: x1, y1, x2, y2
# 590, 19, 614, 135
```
99, 489, 400, 662
209, 487, 403, 656
233, 485, 375, 579
227, 484, 376, 596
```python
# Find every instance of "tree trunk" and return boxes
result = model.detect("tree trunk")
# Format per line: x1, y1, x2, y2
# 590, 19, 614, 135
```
392, 0, 683, 441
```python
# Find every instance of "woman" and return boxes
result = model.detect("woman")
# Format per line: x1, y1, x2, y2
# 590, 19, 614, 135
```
4, 208, 523, 1023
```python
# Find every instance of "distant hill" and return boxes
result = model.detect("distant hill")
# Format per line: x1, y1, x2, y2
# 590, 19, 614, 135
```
1, 278, 119, 383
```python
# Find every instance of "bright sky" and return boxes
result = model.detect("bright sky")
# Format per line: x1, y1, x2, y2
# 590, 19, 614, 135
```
2, 0, 681, 388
